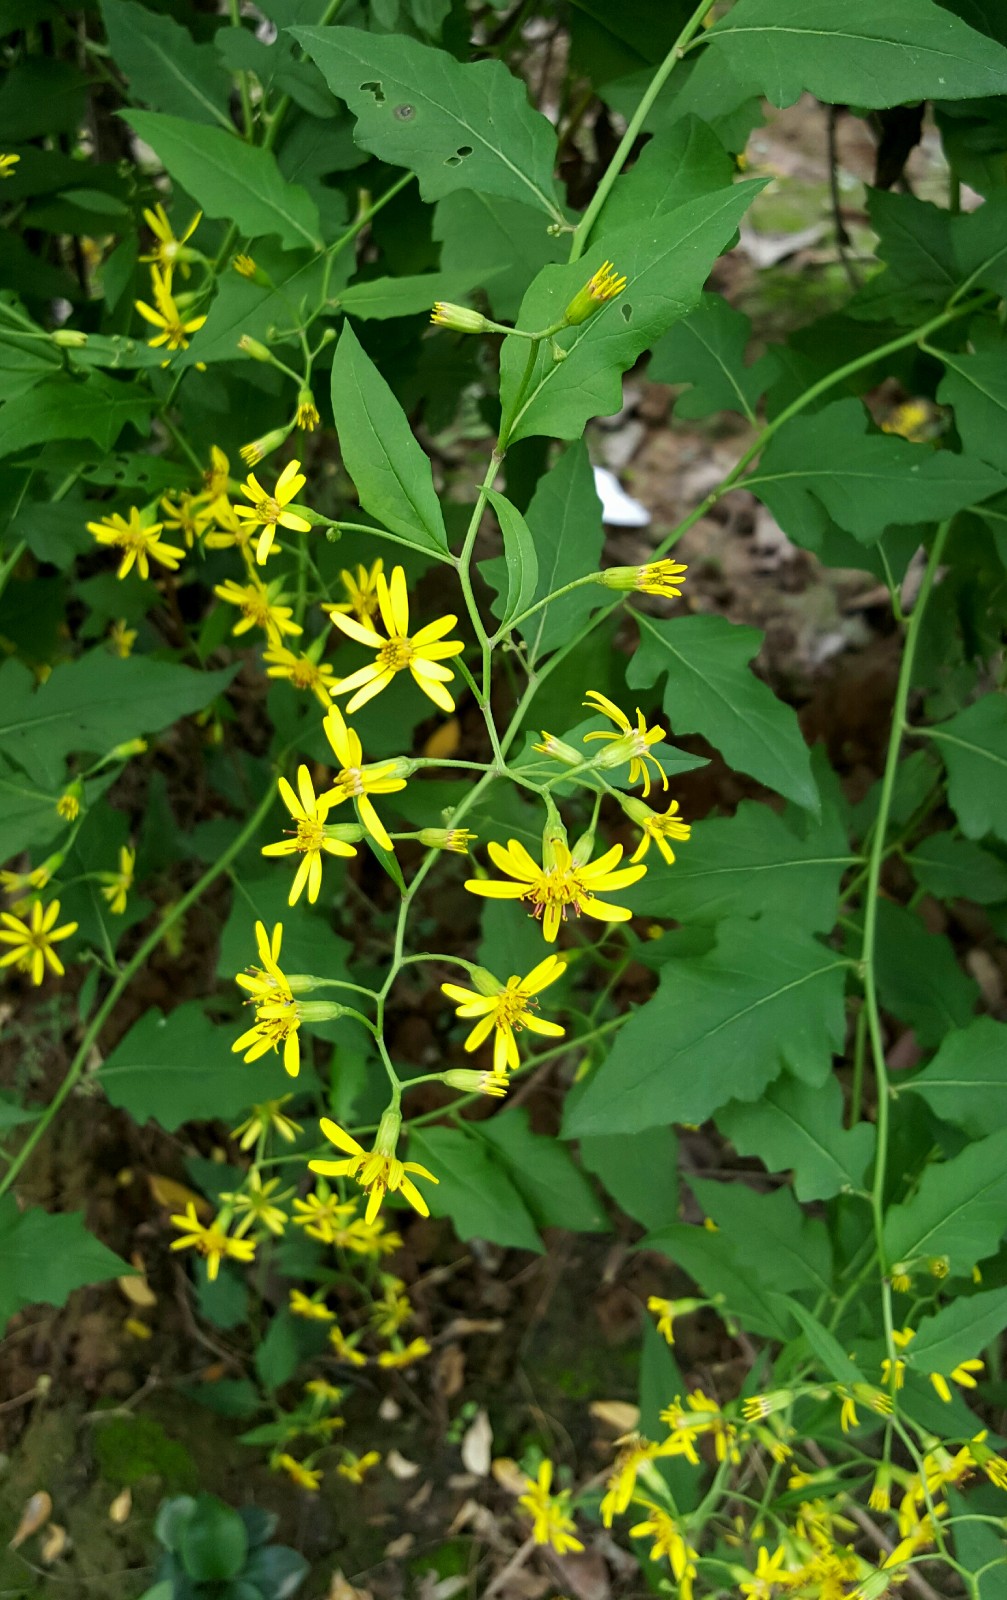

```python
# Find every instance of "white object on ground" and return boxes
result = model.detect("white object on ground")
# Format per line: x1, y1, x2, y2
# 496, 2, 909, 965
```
592, 464, 651, 528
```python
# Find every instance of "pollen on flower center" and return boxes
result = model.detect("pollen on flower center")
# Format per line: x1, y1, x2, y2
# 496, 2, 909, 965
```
261, 497, 282, 524
497, 987, 536, 1028
334, 768, 364, 799
528, 866, 587, 920
378, 637, 414, 671
295, 818, 326, 852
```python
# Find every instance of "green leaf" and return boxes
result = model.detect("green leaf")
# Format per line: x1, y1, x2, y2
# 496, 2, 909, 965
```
776, 1295, 864, 1387
638, 1320, 699, 1511
901, 1017, 1007, 1140
337, 268, 498, 321
498, 183, 766, 444
873, 900, 978, 1049
432, 191, 564, 323
0, 1196, 126, 1328
564, 916, 847, 1136
925, 694, 1007, 842
906, 1287, 1007, 1375
689, 1176, 833, 1296
649, 295, 778, 422
850, 190, 957, 322
579, 1126, 678, 1231
884, 1126, 1007, 1271
122, 110, 322, 251
181, 1496, 248, 1583
627, 613, 818, 810
906, 832, 1007, 904
937, 345, 1007, 472
484, 488, 538, 629
0, 373, 151, 460
329, 323, 449, 555
518, 440, 605, 661
174, 248, 331, 369
595, 118, 735, 239
621, 798, 853, 932
476, 1108, 608, 1233
100, 0, 231, 128
641, 1221, 794, 1339
717, 1073, 875, 1203
746, 400, 1007, 547
704, 0, 1007, 109
408, 1125, 542, 1252
254, 1309, 325, 1391
292, 26, 561, 219
99, 1003, 292, 1130
0, 653, 234, 788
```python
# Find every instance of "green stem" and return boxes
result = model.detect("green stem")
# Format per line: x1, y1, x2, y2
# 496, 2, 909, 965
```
228, 0, 255, 139
261, 0, 345, 151
0, 779, 280, 1199
568, 0, 717, 263
862, 521, 952, 1282
0, 539, 26, 601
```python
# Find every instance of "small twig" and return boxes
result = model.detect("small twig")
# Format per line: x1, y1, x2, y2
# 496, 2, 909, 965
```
482, 1534, 537, 1600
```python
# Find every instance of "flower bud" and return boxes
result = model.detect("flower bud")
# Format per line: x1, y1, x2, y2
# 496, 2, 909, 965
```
51, 328, 88, 348
237, 334, 273, 362
927, 1255, 950, 1279
109, 738, 148, 761
233, 255, 274, 288
563, 260, 627, 326
597, 559, 688, 598
296, 389, 320, 431
294, 1000, 346, 1022
571, 828, 596, 867
323, 822, 365, 844
417, 826, 476, 853
442, 1069, 507, 1097
56, 782, 83, 821
430, 301, 490, 333
375, 1104, 402, 1156
532, 731, 582, 767
239, 426, 291, 467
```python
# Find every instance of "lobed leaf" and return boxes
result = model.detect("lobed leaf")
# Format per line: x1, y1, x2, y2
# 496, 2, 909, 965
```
0, 1196, 127, 1329
717, 1073, 875, 1203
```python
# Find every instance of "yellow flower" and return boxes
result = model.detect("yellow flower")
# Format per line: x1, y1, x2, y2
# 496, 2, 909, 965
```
222, 1169, 289, 1236
0, 858, 58, 898
139, 203, 201, 276
233, 996, 303, 1078
329, 1323, 368, 1367
56, 788, 81, 821
329, 563, 463, 715
740, 1545, 791, 1600
582, 689, 668, 797
107, 618, 136, 658
881, 1356, 905, 1389
929, 1356, 983, 1403
296, 391, 320, 431
0, 899, 77, 985
275, 1453, 321, 1492
429, 302, 488, 333
370, 1278, 412, 1337
337, 1450, 380, 1484
233, 459, 311, 564
647, 1295, 701, 1346
0, 153, 20, 178
261, 765, 358, 905
600, 1434, 673, 1526
564, 260, 627, 325
323, 558, 384, 627
600, 559, 689, 598
231, 1096, 302, 1150
159, 492, 212, 549
418, 827, 477, 853
869, 1464, 891, 1512
305, 1379, 344, 1405
441, 953, 565, 1075
517, 1461, 584, 1554
168, 1203, 256, 1281
661, 1391, 740, 1465
319, 705, 407, 852
203, 500, 264, 555
309, 1112, 438, 1226
465, 831, 645, 943
262, 643, 337, 706
233, 253, 257, 278
290, 1289, 336, 1321
135, 265, 206, 352
628, 797, 691, 865
214, 577, 303, 644
292, 1188, 358, 1243
377, 1337, 432, 1369
629, 1504, 698, 1589
97, 844, 135, 915
968, 1431, 1007, 1490
199, 444, 231, 508
234, 918, 298, 1006
87, 506, 183, 580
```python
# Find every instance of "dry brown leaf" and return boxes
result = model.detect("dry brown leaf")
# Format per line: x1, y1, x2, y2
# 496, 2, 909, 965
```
435, 1343, 465, 1401
8, 1491, 52, 1550
39, 1523, 69, 1565
491, 1456, 528, 1496
384, 1532, 414, 1560
109, 1488, 132, 1524
385, 1449, 420, 1480
117, 1273, 156, 1308
422, 717, 460, 759
148, 1174, 211, 1218
327, 1573, 373, 1600
461, 1408, 493, 1477
588, 1401, 639, 1434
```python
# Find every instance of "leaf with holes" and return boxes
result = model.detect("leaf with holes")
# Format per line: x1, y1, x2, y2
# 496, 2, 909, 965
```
884, 1127, 1007, 1272
292, 26, 562, 219
498, 183, 766, 444
925, 694, 1007, 843
563, 917, 848, 1137
704, 0, 1007, 109
626, 612, 818, 811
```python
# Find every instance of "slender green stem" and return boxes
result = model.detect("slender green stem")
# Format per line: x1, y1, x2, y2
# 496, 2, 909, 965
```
228, 0, 255, 139
261, 0, 345, 151
0, 539, 26, 602
568, 0, 716, 263
0, 778, 281, 1199
324, 518, 454, 565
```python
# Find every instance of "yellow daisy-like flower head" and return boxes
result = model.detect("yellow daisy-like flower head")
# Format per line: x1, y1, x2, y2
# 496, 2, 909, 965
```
275, 1453, 321, 1492
626, 796, 691, 865
929, 1356, 983, 1403
233, 253, 258, 279
582, 689, 668, 797
214, 577, 303, 644
337, 1450, 380, 1485
318, 705, 407, 852
290, 1289, 336, 1321
232, 994, 302, 1078
168, 1203, 256, 1281
308, 1109, 438, 1226
0, 153, 20, 179
231, 1095, 302, 1150
441, 953, 566, 1075
0, 898, 77, 985
323, 558, 384, 627
295, 390, 320, 431
233, 459, 311, 564
564, 260, 627, 326
628, 1503, 698, 1583
261, 765, 358, 906
108, 618, 137, 658
517, 1461, 584, 1555
465, 831, 645, 943
87, 506, 183, 581
261, 644, 336, 707
329, 564, 463, 715
159, 491, 212, 549
97, 844, 135, 915
377, 1336, 432, 1369
135, 265, 206, 353
199, 444, 231, 507
139, 203, 201, 276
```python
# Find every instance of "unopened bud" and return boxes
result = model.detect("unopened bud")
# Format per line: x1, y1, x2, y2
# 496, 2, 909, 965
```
56, 783, 83, 821
52, 328, 88, 348
323, 822, 365, 844
109, 738, 148, 761
563, 260, 626, 326
417, 826, 476, 853
294, 1000, 346, 1022
233, 254, 274, 288
295, 389, 320, 431
442, 1069, 507, 1097
430, 301, 490, 334
571, 828, 596, 867
239, 426, 291, 467
375, 1104, 402, 1156
237, 334, 273, 362
532, 731, 581, 767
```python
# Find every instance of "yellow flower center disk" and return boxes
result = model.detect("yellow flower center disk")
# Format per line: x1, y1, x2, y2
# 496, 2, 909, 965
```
527, 865, 590, 923
289, 662, 323, 692
378, 636, 414, 671
295, 817, 326, 853
496, 986, 536, 1030
257, 1009, 298, 1046
261, 497, 282, 524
